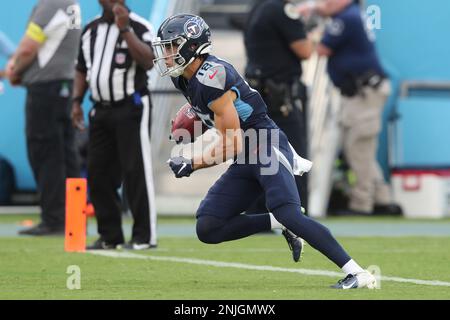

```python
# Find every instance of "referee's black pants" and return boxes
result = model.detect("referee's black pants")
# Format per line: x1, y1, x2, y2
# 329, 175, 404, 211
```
246, 86, 309, 214
25, 80, 80, 228
87, 95, 157, 246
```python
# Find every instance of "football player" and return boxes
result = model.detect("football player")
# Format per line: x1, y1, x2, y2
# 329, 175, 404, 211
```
153, 14, 377, 289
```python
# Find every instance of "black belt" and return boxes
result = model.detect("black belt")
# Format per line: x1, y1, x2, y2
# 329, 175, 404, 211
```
93, 93, 148, 109
339, 71, 386, 97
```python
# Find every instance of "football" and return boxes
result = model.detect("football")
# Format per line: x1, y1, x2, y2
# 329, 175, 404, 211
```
170, 103, 208, 144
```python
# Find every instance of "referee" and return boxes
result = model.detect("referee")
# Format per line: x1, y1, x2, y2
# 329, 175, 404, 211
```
71, 0, 157, 250
8, 0, 81, 236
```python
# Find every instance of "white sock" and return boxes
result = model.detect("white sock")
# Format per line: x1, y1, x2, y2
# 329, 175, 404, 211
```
341, 259, 365, 275
269, 213, 283, 230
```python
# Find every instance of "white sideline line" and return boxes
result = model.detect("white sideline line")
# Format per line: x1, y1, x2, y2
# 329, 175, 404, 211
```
88, 251, 450, 288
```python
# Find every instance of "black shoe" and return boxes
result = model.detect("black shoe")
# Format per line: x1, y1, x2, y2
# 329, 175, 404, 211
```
18, 223, 64, 236
282, 229, 304, 262
117, 241, 157, 251
373, 204, 403, 216
86, 238, 122, 250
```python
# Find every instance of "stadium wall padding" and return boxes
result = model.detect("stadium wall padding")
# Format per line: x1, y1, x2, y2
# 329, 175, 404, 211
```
366, 0, 450, 176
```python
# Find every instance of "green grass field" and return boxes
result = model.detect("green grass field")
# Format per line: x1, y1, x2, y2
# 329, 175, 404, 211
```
0, 215, 449, 300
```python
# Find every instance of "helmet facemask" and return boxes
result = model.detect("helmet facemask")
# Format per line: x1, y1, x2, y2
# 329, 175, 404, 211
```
153, 36, 189, 78
153, 36, 212, 78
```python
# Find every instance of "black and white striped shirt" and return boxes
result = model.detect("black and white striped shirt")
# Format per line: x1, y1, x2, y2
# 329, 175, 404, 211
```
76, 12, 154, 103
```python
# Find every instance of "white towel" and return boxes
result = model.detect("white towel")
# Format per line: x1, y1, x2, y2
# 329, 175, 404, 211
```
289, 143, 313, 176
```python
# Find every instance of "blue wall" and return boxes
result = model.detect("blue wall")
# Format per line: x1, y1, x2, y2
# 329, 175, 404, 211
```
4, 0, 450, 189
394, 98, 450, 167
368, 0, 450, 80
366, 0, 450, 176
0, 1, 156, 190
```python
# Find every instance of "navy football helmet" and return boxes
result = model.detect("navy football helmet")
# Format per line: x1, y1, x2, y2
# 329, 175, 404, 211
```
153, 14, 212, 77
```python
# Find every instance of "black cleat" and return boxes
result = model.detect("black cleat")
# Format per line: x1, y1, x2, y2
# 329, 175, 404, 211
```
18, 223, 64, 236
331, 271, 377, 289
86, 238, 122, 250
282, 229, 304, 262
331, 274, 358, 289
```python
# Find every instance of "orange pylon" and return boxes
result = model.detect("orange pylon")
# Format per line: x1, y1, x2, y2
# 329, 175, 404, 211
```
65, 178, 87, 252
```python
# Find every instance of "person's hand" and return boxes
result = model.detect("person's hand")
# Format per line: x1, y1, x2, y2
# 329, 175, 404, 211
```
113, 1, 130, 31
5, 57, 22, 86
296, 1, 316, 19
0, 70, 5, 79
167, 156, 194, 178
8, 73, 22, 86
71, 102, 85, 131
5, 57, 15, 79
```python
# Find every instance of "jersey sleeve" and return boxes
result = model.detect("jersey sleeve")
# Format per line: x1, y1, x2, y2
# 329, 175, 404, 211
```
271, 3, 307, 44
196, 63, 235, 109
27, 0, 71, 44
321, 17, 349, 51
75, 26, 89, 73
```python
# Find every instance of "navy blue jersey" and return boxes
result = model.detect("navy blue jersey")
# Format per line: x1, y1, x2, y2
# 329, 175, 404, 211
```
321, 3, 385, 87
172, 55, 273, 131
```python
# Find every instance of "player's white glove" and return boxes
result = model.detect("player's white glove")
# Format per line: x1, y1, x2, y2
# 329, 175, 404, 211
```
168, 156, 194, 178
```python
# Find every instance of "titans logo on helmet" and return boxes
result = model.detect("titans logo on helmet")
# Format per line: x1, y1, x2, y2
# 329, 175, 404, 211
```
184, 16, 204, 39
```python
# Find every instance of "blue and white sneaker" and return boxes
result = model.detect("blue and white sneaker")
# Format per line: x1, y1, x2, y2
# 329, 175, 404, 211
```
282, 229, 304, 262
331, 271, 377, 289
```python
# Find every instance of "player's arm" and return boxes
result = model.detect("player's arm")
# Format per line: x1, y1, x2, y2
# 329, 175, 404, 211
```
274, 2, 313, 60
120, 29, 155, 70
71, 70, 89, 131
317, 43, 333, 57
314, 0, 341, 17
168, 90, 243, 178
12, 23, 45, 75
71, 24, 91, 131
6, 23, 44, 85
296, 0, 340, 18
290, 39, 314, 60
296, 0, 348, 58
113, 2, 154, 70
193, 90, 242, 171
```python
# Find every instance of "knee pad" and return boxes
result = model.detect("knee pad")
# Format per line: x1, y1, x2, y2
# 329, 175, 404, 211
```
196, 215, 225, 244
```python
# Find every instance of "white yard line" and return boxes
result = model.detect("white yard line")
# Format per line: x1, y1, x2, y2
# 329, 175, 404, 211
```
88, 250, 450, 288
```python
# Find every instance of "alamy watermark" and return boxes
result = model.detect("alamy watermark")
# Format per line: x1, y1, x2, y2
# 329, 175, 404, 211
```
66, 265, 81, 290
67, 4, 82, 30
171, 125, 281, 175
367, 265, 382, 289
365, 5, 382, 30
170, 123, 313, 176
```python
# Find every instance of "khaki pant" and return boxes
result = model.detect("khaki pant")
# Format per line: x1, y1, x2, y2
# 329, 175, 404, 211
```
339, 80, 392, 213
